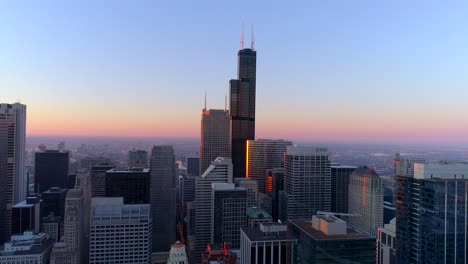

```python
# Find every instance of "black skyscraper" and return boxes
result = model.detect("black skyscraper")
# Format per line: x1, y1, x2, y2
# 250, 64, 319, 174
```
41, 187, 68, 219
105, 168, 150, 204
230, 47, 257, 178
35, 150, 70, 193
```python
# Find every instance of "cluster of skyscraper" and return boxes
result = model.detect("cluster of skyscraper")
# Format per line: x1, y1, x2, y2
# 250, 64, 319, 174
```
1, 35, 467, 264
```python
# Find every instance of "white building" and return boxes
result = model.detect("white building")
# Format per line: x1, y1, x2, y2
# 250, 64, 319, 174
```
0, 103, 26, 243
348, 166, 383, 237
194, 157, 233, 263
89, 202, 152, 264
377, 218, 396, 264
167, 241, 188, 264
0, 232, 54, 264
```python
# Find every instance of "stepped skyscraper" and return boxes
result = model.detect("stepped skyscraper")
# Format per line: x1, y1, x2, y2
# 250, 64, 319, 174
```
230, 28, 257, 178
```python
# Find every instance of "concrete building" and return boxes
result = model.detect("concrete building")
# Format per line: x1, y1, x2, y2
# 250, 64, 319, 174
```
234, 178, 258, 207
395, 159, 468, 263
105, 167, 150, 204
128, 149, 148, 169
89, 203, 152, 264
0, 103, 27, 243
150, 145, 176, 253
279, 146, 331, 221
90, 163, 114, 197
186, 156, 199, 176
194, 157, 233, 263
11, 196, 41, 235
167, 241, 188, 264
289, 216, 376, 263
199, 109, 230, 175
41, 213, 62, 242
0, 232, 54, 264
377, 218, 396, 264
246, 139, 292, 192
34, 150, 70, 193
240, 223, 297, 264
211, 183, 247, 248
348, 166, 383, 237
331, 163, 356, 213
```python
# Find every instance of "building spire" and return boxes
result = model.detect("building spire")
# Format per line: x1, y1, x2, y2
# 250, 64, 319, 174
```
251, 24, 255, 50
204, 91, 207, 110
240, 22, 244, 49
224, 94, 227, 111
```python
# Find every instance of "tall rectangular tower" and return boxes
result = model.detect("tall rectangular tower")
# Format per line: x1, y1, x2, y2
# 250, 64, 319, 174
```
279, 146, 331, 221
199, 109, 230, 175
230, 48, 257, 178
0, 103, 26, 243
35, 150, 70, 193
150, 145, 177, 253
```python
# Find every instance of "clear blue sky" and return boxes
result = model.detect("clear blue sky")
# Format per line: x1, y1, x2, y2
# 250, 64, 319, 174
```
1, 1, 468, 142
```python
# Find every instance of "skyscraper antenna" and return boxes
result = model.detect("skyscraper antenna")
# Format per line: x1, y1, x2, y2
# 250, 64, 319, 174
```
240, 22, 244, 49
224, 94, 227, 111
204, 92, 207, 110
251, 24, 255, 50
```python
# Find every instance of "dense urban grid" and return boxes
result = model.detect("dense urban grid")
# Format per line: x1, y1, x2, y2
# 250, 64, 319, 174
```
1, 33, 468, 264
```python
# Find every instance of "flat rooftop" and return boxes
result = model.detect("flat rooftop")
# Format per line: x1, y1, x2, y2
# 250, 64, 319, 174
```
290, 220, 372, 241
107, 167, 149, 173
241, 226, 296, 242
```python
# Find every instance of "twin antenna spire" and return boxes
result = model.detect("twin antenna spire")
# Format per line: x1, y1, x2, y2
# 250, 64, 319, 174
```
240, 22, 255, 50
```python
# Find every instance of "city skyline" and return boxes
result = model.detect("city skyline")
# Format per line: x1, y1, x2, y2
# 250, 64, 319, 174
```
2, 1, 468, 143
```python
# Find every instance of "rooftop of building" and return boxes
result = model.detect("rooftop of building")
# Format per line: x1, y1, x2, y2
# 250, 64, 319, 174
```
246, 207, 271, 219
414, 161, 468, 180
92, 204, 150, 222
241, 223, 295, 242
107, 167, 150, 173
289, 219, 373, 241
286, 146, 328, 156
331, 163, 358, 169
0, 232, 54, 256
201, 157, 231, 178
42, 187, 68, 194
351, 166, 379, 177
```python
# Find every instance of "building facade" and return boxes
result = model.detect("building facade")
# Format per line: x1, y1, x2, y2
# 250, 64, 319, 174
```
377, 217, 396, 264
149, 145, 176, 253
230, 47, 257, 178
186, 157, 199, 176
128, 149, 148, 169
89, 203, 152, 264
35, 150, 70, 193
0, 232, 54, 264
246, 139, 292, 192
348, 166, 383, 237
90, 163, 114, 197
11, 196, 41, 235
279, 146, 331, 221
105, 167, 150, 204
199, 109, 230, 175
331, 164, 356, 213
0, 103, 26, 243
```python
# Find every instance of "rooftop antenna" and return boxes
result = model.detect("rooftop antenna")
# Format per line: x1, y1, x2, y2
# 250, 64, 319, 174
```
204, 91, 207, 110
224, 94, 227, 111
240, 22, 244, 49
251, 24, 255, 50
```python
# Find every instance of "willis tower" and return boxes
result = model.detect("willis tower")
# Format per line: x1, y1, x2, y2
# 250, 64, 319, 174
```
230, 26, 256, 178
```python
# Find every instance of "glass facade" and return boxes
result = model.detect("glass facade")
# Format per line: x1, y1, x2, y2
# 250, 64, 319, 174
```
35, 150, 70, 193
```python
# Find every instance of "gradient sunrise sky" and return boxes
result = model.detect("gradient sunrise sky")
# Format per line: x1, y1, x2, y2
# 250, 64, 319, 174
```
2, 1, 468, 143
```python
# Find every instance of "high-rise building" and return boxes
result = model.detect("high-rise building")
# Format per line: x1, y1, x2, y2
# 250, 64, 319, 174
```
194, 157, 233, 263
11, 196, 41, 235
199, 109, 230, 175
240, 223, 297, 264
234, 178, 258, 207
186, 156, 199, 176
347, 166, 383, 237
230, 46, 257, 178
0, 232, 54, 264
180, 175, 196, 219
290, 216, 376, 263
90, 162, 114, 197
51, 188, 85, 264
41, 187, 68, 219
79, 156, 110, 172
150, 145, 176, 253
128, 149, 148, 169
246, 139, 292, 192
211, 183, 247, 248
377, 217, 396, 264
167, 241, 189, 264
279, 146, 331, 221
395, 160, 468, 263
34, 150, 70, 193
331, 163, 357, 213
89, 203, 152, 264
0, 103, 26, 243
42, 213, 62, 242
265, 168, 284, 221
75, 171, 91, 263
105, 167, 150, 204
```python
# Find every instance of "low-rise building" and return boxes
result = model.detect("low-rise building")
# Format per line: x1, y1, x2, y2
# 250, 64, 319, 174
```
0, 232, 54, 264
